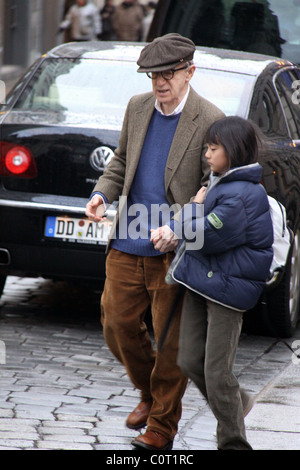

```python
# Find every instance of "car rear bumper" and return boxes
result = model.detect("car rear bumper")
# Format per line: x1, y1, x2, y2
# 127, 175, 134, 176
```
0, 242, 107, 281
0, 195, 109, 282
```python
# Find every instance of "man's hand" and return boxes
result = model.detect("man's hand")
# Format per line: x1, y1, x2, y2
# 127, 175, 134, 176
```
85, 195, 106, 223
150, 225, 179, 253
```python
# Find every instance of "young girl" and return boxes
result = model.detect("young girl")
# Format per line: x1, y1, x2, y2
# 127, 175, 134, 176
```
173, 116, 274, 450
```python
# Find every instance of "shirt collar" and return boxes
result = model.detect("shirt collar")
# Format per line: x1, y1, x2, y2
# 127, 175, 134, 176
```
154, 86, 190, 116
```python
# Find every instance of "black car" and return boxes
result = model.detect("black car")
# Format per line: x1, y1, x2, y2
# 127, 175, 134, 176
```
0, 41, 300, 337
0, 42, 150, 288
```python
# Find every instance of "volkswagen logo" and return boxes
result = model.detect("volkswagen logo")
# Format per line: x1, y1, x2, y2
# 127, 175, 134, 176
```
89, 146, 114, 172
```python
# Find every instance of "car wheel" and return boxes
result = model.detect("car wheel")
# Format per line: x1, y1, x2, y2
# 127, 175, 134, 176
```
0, 275, 6, 299
265, 228, 300, 338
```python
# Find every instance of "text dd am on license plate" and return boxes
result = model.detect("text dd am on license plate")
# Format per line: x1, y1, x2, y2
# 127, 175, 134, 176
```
45, 216, 111, 244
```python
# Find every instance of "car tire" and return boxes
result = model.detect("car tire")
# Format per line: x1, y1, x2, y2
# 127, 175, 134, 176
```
265, 228, 300, 338
0, 275, 6, 300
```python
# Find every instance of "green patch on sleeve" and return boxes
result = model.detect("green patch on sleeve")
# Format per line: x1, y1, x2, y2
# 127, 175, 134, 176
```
207, 212, 223, 229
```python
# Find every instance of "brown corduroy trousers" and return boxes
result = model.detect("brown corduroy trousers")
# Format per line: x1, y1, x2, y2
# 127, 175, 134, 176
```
101, 248, 188, 440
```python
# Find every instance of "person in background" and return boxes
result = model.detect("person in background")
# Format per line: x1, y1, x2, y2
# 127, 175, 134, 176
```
85, 33, 224, 450
100, 0, 116, 40
141, 1, 157, 41
112, 0, 145, 41
60, 0, 102, 41
61, 0, 77, 42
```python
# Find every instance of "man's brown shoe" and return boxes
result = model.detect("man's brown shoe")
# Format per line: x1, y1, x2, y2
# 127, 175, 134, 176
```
126, 401, 152, 430
132, 430, 173, 450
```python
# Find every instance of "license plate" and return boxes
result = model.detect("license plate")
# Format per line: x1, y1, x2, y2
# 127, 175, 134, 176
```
45, 216, 112, 245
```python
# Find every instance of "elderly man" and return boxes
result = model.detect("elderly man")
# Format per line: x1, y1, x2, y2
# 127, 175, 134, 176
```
86, 33, 224, 450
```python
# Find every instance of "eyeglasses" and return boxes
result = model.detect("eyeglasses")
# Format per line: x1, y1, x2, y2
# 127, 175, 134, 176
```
146, 64, 189, 80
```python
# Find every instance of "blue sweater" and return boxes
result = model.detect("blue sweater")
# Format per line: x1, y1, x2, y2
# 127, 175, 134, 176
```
111, 110, 181, 255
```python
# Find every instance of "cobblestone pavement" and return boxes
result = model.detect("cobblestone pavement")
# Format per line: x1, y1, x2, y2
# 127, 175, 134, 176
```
0, 276, 298, 451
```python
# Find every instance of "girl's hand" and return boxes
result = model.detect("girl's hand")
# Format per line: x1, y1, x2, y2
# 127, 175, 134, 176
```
193, 187, 207, 204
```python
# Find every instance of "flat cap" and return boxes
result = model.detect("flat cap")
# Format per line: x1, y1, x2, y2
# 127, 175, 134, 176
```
137, 33, 196, 73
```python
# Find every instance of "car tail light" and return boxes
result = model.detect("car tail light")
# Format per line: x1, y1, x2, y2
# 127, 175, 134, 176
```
0, 142, 37, 178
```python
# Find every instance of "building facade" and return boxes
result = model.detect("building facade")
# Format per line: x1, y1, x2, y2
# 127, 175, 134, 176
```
0, 0, 65, 91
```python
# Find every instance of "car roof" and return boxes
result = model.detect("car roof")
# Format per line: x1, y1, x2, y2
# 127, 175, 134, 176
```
47, 41, 144, 62
46, 41, 293, 78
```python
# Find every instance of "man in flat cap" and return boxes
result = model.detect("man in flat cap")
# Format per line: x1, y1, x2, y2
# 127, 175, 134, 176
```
86, 33, 224, 450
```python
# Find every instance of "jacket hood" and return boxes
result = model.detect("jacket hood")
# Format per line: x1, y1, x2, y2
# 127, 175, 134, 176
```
216, 162, 263, 185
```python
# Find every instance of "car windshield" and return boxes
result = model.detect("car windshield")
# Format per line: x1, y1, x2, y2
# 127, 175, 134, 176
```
13, 58, 151, 128
12, 57, 255, 126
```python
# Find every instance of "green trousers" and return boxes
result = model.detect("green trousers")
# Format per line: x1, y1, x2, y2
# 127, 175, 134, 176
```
177, 290, 252, 450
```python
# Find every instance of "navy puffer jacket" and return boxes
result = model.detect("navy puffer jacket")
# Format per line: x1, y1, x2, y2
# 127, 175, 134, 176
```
170, 163, 273, 311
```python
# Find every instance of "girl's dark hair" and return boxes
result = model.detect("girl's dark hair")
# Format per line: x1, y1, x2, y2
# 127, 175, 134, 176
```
205, 116, 263, 170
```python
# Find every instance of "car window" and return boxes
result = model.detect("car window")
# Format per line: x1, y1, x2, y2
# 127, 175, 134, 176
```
193, 68, 255, 116
275, 69, 300, 140
13, 58, 151, 128
156, 0, 300, 64
250, 81, 290, 139
291, 69, 300, 134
